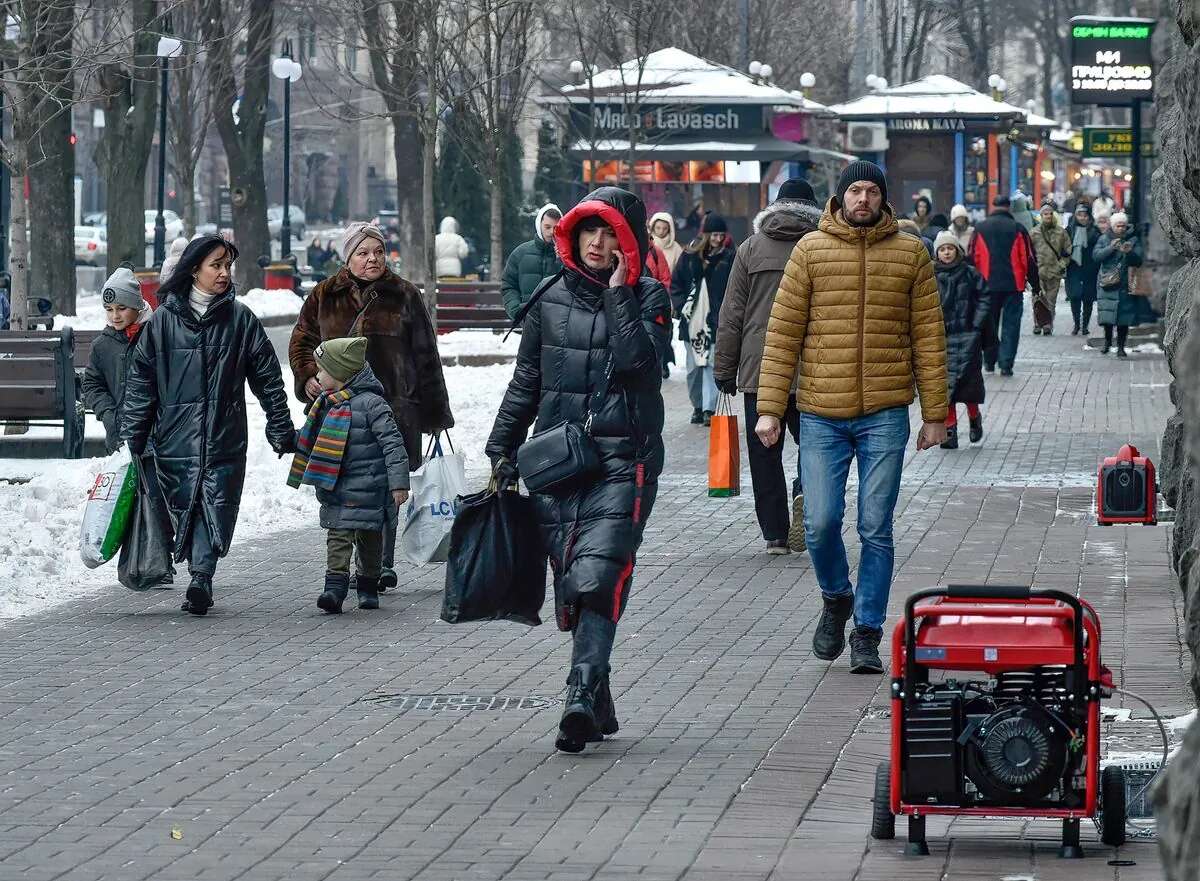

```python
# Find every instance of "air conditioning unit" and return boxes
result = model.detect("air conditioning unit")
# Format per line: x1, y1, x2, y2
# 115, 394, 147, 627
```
847, 122, 889, 152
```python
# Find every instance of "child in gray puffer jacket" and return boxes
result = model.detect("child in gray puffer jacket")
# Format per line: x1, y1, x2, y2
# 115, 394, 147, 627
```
288, 336, 410, 612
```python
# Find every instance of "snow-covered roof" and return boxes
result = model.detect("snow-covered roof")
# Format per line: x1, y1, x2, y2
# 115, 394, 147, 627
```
547, 47, 827, 111
568, 135, 854, 163
1023, 111, 1060, 129
828, 74, 1030, 120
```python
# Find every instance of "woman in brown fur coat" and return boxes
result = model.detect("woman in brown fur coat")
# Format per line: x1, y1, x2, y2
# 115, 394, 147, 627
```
289, 221, 454, 585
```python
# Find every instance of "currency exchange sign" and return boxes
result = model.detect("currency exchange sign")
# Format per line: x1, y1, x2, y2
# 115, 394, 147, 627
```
1070, 16, 1155, 106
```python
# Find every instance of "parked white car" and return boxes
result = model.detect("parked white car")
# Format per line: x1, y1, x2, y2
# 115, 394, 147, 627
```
144, 209, 185, 244
267, 205, 306, 241
74, 226, 107, 266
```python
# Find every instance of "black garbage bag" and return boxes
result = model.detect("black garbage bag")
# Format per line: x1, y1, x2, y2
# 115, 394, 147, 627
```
118, 457, 174, 591
442, 487, 546, 625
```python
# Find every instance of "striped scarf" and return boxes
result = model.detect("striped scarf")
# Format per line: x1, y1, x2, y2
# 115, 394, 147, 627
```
287, 388, 355, 490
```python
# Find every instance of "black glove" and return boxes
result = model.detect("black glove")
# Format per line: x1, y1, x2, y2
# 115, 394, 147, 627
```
492, 456, 519, 490
715, 376, 738, 395
101, 411, 119, 450
272, 429, 298, 458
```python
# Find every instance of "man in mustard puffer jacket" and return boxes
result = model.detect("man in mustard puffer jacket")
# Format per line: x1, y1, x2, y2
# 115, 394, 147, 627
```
755, 161, 948, 674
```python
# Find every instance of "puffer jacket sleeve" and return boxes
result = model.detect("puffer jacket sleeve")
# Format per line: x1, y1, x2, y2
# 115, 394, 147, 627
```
713, 243, 750, 385
121, 320, 159, 456
288, 284, 323, 401
603, 279, 669, 380
669, 252, 694, 317
1093, 234, 1118, 263
245, 314, 296, 451
970, 267, 992, 333
409, 296, 454, 432
1127, 235, 1144, 267
909, 247, 949, 423
81, 346, 116, 428
367, 395, 411, 491
757, 242, 811, 420
486, 296, 543, 461
500, 246, 524, 319
1020, 226, 1041, 293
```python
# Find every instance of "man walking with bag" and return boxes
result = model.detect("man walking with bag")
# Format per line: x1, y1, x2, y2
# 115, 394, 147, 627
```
755, 161, 948, 674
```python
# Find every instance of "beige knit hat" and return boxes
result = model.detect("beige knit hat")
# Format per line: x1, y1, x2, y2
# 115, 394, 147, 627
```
340, 221, 386, 262
933, 230, 963, 255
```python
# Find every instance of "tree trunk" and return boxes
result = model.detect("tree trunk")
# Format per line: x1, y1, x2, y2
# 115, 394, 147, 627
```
421, 94, 438, 317
8, 142, 29, 330
393, 114, 423, 277
177, 170, 197, 235
27, 103, 76, 316
489, 174, 503, 280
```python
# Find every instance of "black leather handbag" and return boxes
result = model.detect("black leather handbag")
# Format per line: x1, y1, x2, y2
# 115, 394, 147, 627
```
517, 356, 613, 495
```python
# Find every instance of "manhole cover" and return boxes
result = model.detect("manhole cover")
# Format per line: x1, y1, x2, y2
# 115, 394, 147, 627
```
360, 693, 555, 712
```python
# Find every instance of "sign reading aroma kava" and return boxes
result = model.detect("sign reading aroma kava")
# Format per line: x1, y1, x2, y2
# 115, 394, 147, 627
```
570, 103, 765, 138
1070, 16, 1155, 105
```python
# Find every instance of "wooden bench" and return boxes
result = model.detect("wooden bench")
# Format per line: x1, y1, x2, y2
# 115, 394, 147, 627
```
0, 328, 84, 458
429, 280, 509, 332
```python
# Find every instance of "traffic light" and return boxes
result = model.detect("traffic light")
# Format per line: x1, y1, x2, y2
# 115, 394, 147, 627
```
68, 132, 77, 146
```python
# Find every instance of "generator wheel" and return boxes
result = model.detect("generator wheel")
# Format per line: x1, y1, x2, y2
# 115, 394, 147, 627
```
1100, 765, 1127, 847
871, 761, 895, 840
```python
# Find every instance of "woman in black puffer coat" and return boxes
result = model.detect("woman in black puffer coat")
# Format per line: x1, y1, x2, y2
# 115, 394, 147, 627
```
123, 236, 296, 616
932, 230, 992, 449
487, 186, 671, 753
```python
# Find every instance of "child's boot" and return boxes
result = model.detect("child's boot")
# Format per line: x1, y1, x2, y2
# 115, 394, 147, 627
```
940, 426, 958, 450
318, 572, 349, 614
357, 575, 381, 610
969, 412, 984, 444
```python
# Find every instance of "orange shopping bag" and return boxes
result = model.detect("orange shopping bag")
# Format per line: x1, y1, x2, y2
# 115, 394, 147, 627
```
708, 394, 740, 498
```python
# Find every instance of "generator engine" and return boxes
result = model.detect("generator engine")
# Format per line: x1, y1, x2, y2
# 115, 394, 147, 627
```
903, 667, 1086, 809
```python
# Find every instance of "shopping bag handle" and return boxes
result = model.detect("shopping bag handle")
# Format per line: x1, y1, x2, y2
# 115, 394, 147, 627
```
424, 431, 456, 459
715, 393, 735, 417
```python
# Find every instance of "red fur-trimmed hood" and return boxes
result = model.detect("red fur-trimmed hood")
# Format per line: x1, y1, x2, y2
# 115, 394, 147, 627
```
554, 186, 650, 287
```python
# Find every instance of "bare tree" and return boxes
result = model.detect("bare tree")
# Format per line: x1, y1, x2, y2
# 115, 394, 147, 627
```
875, 0, 946, 83
94, 0, 160, 273
166, 2, 215, 235
201, 0, 274, 293
441, 0, 541, 274
942, 0, 995, 89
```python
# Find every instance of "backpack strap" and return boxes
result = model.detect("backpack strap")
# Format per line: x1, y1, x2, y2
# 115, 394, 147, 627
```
503, 270, 563, 341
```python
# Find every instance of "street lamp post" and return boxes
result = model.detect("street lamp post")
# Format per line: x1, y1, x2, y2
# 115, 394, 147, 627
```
154, 35, 182, 267
272, 45, 303, 263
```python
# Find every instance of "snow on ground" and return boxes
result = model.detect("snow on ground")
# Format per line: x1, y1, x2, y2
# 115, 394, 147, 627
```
0, 360, 513, 622
436, 330, 521, 359
53, 288, 299, 331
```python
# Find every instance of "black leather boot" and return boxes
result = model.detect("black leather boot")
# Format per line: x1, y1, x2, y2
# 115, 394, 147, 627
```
318, 572, 350, 614
182, 574, 213, 616
940, 426, 958, 450
377, 567, 397, 593
849, 626, 885, 674
812, 593, 855, 660
588, 673, 618, 742
969, 413, 983, 444
556, 664, 602, 753
357, 575, 380, 610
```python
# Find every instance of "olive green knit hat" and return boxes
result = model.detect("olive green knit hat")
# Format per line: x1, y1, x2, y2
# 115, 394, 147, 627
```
314, 336, 368, 383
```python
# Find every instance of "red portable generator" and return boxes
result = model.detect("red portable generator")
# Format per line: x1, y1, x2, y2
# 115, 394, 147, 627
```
871, 585, 1126, 858
1097, 444, 1156, 525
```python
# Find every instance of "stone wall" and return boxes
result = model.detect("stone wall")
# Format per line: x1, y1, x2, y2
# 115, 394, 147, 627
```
1154, 4, 1200, 878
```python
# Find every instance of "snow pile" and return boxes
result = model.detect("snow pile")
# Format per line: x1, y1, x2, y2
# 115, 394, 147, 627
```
436, 330, 521, 359
0, 362, 515, 621
53, 289, 299, 331
1170, 709, 1196, 735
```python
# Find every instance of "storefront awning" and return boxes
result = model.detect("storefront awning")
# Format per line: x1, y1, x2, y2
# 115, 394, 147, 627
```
828, 75, 1029, 122
569, 136, 854, 163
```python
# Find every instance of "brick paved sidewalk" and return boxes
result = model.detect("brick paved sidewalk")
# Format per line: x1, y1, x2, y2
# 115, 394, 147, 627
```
0, 302, 1184, 881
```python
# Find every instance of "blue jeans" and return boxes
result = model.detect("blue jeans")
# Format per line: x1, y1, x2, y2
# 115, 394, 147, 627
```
799, 406, 910, 631
685, 345, 717, 412
984, 290, 1023, 372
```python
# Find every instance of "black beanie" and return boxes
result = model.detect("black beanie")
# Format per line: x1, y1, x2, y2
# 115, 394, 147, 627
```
777, 178, 817, 205
836, 160, 888, 206
701, 213, 727, 233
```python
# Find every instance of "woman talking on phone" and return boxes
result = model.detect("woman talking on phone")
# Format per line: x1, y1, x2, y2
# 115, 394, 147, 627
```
486, 187, 672, 754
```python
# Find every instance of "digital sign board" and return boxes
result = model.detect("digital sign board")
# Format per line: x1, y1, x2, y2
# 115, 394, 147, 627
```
1070, 16, 1155, 105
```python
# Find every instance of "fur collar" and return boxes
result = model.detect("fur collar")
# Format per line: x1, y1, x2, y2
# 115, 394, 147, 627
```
752, 200, 824, 235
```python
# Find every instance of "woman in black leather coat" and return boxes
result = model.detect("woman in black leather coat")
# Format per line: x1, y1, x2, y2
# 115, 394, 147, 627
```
123, 236, 296, 616
487, 187, 671, 753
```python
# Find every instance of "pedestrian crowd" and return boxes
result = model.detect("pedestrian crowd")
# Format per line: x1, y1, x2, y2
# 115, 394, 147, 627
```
89, 160, 1155, 756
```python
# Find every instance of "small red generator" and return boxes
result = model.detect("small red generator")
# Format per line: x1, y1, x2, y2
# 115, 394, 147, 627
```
1097, 444, 1156, 525
871, 584, 1127, 858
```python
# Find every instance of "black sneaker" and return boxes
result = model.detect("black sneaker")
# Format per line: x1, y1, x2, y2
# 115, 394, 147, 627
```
690, 408, 705, 425
183, 574, 213, 616
969, 413, 983, 444
813, 593, 855, 661
940, 426, 958, 450
849, 626, 885, 674
1071, 325, 1081, 336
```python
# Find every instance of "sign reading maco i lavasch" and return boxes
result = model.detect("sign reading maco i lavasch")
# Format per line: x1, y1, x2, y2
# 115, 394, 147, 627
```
570, 103, 765, 137
1070, 16, 1155, 105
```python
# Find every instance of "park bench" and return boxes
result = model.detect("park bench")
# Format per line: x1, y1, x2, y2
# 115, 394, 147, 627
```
430, 280, 509, 333
0, 328, 84, 458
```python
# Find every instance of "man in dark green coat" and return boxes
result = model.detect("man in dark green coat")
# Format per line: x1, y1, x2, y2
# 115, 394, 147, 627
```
501, 203, 562, 319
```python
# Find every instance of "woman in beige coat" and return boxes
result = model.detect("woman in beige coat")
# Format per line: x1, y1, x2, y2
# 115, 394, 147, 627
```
1030, 204, 1071, 334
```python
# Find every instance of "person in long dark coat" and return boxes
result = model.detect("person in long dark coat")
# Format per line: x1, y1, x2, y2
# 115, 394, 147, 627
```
486, 186, 671, 754
932, 231, 991, 450
1064, 202, 1102, 335
1093, 212, 1146, 357
123, 236, 296, 616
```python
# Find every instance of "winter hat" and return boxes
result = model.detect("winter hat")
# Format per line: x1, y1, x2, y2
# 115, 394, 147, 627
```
933, 230, 963, 255
314, 336, 369, 383
701, 213, 728, 233
535, 203, 562, 242
993, 195, 1011, 209
340, 221, 386, 262
1109, 211, 1129, 227
950, 204, 969, 221
776, 178, 817, 205
836, 160, 888, 206
101, 267, 146, 311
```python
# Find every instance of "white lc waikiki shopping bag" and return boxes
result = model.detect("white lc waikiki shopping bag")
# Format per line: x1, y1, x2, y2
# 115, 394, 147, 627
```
400, 434, 467, 565
79, 446, 138, 568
